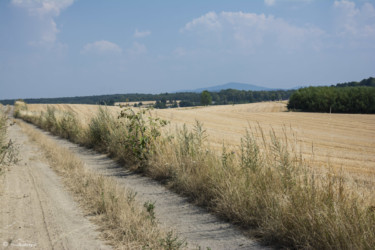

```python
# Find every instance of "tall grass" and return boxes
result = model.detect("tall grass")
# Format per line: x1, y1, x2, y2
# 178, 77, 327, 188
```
15, 101, 375, 249
150, 124, 375, 248
19, 120, 185, 249
0, 105, 18, 170
0, 108, 7, 170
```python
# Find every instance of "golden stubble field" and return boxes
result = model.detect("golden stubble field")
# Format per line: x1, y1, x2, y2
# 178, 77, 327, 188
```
25, 102, 375, 181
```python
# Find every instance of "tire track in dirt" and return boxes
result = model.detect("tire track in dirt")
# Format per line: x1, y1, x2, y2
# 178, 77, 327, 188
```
0, 122, 111, 250
35, 127, 267, 249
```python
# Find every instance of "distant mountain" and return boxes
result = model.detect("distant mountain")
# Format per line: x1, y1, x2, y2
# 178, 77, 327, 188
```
183, 82, 273, 93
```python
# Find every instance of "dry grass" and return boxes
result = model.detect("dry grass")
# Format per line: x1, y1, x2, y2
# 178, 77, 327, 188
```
148, 122, 375, 248
16, 101, 375, 249
18, 120, 185, 249
153, 102, 375, 180
0, 106, 6, 172
0, 105, 18, 170
23, 101, 375, 181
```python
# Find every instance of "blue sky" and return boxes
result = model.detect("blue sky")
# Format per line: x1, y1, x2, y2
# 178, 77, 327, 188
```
0, 0, 374, 99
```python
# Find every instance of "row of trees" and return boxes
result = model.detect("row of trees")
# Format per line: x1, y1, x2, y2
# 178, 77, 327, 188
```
287, 86, 375, 113
334, 77, 375, 88
1, 89, 294, 108
210, 89, 293, 104
179, 89, 294, 107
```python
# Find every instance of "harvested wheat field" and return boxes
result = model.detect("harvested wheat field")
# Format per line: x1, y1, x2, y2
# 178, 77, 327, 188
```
25, 101, 375, 181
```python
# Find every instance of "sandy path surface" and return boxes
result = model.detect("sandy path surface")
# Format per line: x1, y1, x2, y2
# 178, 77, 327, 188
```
36, 129, 266, 249
0, 122, 111, 250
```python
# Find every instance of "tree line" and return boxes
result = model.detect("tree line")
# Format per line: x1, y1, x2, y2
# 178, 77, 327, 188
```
333, 77, 375, 88
0, 89, 294, 107
287, 78, 375, 114
3, 77, 372, 110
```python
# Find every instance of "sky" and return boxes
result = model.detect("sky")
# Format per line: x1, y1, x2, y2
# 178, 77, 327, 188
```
0, 0, 375, 99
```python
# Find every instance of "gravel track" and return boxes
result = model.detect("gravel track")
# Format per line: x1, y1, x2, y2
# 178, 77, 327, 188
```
0, 122, 111, 250
36, 127, 266, 249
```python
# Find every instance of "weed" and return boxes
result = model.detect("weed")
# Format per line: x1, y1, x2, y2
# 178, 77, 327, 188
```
144, 201, 156, 223
159, 231, 186, 250
116, 108, 168, 168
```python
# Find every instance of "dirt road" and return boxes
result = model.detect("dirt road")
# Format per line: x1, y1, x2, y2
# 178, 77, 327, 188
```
0, 122, 111, 249
1, 118, 265, 249
39, 129, 265, 249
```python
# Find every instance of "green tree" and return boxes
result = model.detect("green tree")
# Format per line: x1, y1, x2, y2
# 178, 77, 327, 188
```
200, 91, 212, 106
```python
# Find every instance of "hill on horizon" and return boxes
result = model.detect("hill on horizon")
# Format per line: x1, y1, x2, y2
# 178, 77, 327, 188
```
183, 82, 274, 92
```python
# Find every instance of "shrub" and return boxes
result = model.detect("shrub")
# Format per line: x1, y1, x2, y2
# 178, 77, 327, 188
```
43, 106, 58, 132
57, 111, 82, 143
13, 101, 28, 118
85, 107, 116, 151
108, 108, 168, 168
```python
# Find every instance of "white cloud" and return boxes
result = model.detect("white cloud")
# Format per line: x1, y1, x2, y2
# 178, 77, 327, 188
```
334, 0, 375, 40
12, 0, 74, 17
264, 0, 313, 6
11, 0, 75, 46
127, 42, 147, 55
81, 40, 123, 55
134, 29, 151, 38
264, 0, 275, 6
181, 11, 221, 32
181, 11, 324, 52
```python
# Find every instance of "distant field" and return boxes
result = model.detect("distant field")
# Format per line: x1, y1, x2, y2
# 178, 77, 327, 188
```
25, 101, 375, 181
114, 101, 156, 106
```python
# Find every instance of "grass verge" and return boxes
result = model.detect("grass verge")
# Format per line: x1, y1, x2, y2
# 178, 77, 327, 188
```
15, 102, 375, 249
0, 105, 18, 172
18, 119, 185, 249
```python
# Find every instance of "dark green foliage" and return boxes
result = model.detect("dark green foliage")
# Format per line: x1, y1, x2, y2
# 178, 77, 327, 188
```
144, 201, 156, 222
0, 90, 294, 107
200, 91, 212, 106
178, 100, 196, 107
287, 86, 375, 113
334, 77, 375, 88
154, 100, 167, 109
212, 89, 292, 104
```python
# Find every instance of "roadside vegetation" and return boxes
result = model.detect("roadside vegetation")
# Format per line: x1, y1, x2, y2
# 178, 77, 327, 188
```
15, 101, 375, 249
0, 105, 18, 172
18, 119, 185, 249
